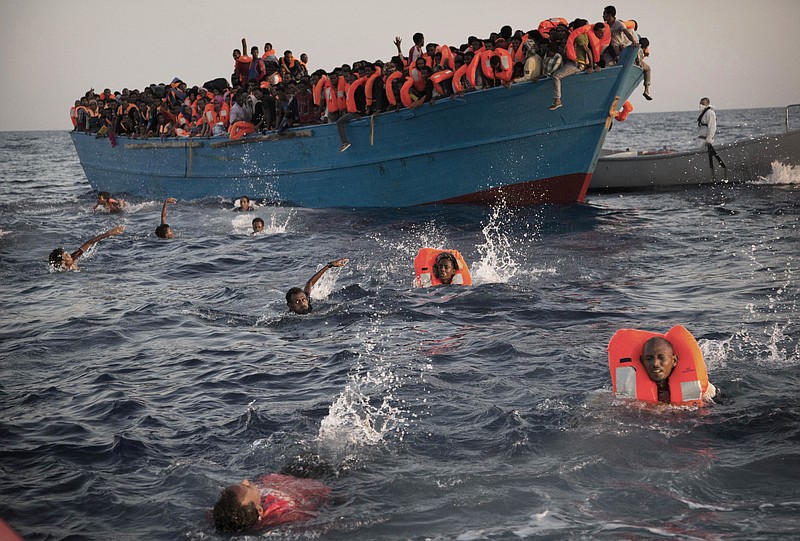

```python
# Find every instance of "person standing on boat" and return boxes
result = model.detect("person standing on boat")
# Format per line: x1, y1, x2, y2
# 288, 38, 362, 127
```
697, 97, 717, 147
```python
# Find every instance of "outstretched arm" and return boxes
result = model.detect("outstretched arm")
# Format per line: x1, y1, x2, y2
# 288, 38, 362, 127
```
303, 258, 348, 295
242, 38, 248, 55
161, 197, 177, 225
76, 225, 125, 256
393, 36, 404, 58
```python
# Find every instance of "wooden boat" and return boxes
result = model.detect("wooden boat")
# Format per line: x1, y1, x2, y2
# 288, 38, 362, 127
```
590, 106, 800, 191
71, 49, 643, 208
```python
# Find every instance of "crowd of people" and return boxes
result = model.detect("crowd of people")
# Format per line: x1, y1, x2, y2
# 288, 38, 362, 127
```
69, 6, 650, 147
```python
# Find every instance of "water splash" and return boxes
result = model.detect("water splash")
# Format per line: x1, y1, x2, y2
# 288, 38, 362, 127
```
471, 203, 522, 284
755, 161, 800, 185
264, 209, 295, 234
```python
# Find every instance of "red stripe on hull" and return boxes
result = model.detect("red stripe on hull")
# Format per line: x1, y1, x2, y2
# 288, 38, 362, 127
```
429, 172, 593, 206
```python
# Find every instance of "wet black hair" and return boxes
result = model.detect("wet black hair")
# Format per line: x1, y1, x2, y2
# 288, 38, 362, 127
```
286, 287, 304, 304
433, 252, 459, 280
155, 224, 171, 238
413, 32, 424, 45
49, 248, 65, 267
212, 486, 259, 532
639, 37, 650, 49
604, 5, 617, 17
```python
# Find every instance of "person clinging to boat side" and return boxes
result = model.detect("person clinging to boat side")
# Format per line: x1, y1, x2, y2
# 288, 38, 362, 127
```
286, 258, 349, 314
49, 225, 125, 271
608, 326, 721, 406
155, 198, 177, 239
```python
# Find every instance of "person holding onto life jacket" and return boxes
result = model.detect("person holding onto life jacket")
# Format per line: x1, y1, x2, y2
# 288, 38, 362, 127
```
413, 249, 472, 287
286, 258, 348, 314
49, 225, 125, 271
212, 474, 330, 533
549, 20, 605, 111
93, 191, 125, 213
608, 326, 720, 406
155, 198, 177, 239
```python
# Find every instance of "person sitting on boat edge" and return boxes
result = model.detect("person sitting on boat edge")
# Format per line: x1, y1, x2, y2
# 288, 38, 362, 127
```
336, 63, 371, 152
549, 19, 603, 111
286, 258, 349, 314
252, 217, 265, 234
607, 326, 721, 406
49, 225, 125, 271
155, 198, 177, 239
212, 474, 330, 533
93, 191, 125, 213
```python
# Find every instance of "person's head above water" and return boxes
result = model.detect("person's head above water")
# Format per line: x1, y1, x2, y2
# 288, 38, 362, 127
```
433, 252, 459, 284
212, 480, 262, 533
252, 217, 265, 233
48, 248, 72, 269
286, 287, 310, 314
641, 336, 678, 383
155, 223, 173, 239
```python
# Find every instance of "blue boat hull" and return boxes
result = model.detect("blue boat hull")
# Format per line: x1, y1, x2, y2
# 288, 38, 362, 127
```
71, 51, 643, 207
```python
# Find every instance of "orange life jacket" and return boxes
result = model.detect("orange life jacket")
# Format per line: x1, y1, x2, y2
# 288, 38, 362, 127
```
413, 248, 473, 287
323, 78, 340, 114
437, 45, 455, 70
479, 49, 496, 81
365, 67, 383, 107
312, 76, 326, 106
538, 17, 569, 38
219, 102, 230, 127
565, 24, 610, 65
70, 106, 78, 127
429, 70, 454, 95
452, 63, 471, 94
623, 19, 638, 31
346, 76, 367, 114
203, 103, 219, 126
607, 325, 710, 407
614, 100, 633, 122
229, 120, 256, 140
400, 77, 417, 108
493, 48, 514, 82
409, 66, 426, 92
384, 71, 404, 106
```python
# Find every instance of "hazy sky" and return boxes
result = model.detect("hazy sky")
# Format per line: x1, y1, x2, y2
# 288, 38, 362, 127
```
1, 0, 799, 132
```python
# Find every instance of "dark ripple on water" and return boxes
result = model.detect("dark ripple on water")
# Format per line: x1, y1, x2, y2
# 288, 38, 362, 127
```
1, 116, 800, 540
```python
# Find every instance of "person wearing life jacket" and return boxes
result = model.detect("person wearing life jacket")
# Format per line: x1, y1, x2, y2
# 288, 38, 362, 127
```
322, 71, 342, 121
426, 67, 454, 103
607, 326, 720, 406
538, 17, 569, 39
232, 38, 253, 88
262, 43, 278, 64
384, 58, 406, 110
364, 63, 385, 115
478, 40, 498, 87
413, 249, 472, 287
336, 65, 370, 151
280, 50, 305, 82
549, 20, 604, 110
491, 47, 515, 85
70, 100, 80, 129
409, 57, 428, 92
601, 6, 639, 66
286, 258, 349, 314
451, 53, 475, 96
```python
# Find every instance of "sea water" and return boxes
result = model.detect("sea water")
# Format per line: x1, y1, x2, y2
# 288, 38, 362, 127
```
1, 108, 799, 540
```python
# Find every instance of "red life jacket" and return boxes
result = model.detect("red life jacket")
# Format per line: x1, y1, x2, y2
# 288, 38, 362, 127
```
607, 326, 710, 407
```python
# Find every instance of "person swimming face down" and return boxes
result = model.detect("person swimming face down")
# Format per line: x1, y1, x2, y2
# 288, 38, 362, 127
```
433, 252, 459, 285
641, 336, 678, 384
212, 480, 263, 533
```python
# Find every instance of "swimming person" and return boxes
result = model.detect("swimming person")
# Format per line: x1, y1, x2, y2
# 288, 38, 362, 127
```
212, 474, 329, 533
252, 217, 265, 234
286, 258, 348, 314
49, 225, 125, 271
235, 195, 255, 212
155, 197, 177, 238
413, 248, 472, 287
93, 191, 125, 213
607, 325, 720, 406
